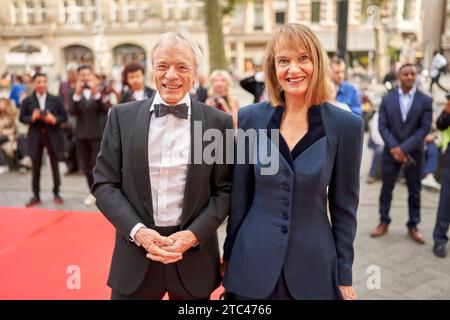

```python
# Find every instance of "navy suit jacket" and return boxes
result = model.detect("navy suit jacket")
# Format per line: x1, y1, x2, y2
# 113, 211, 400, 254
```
223, 102, 364, 299
378, 88, 432, 159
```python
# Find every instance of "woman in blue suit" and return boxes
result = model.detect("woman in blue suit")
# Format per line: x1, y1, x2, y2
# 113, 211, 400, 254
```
222, 23, 364, 300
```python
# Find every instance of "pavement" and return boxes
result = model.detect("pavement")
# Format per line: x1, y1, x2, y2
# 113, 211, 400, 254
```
0, 78, 449, 300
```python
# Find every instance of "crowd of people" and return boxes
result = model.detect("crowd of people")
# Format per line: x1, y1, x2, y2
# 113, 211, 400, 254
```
0, 23, 449, 300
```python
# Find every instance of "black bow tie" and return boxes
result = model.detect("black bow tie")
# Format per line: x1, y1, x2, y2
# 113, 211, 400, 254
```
154, 103, 189, 120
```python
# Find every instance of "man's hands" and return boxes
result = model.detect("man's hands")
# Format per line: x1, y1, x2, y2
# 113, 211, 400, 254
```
390, 146, 408, 164
42, 111, 57, 125
135, 228, 198, 264
162, 230, 199, 255
31, 109, 57, 125
135, 228, 182, 264
31, 109, 41, 123
75, 80, 97, 97
338, 286, 357, 300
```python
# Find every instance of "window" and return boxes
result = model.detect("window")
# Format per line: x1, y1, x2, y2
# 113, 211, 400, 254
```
275, 11, 285, 25
85, 0, 97, 23
25, 0, 35, 24
165, 0, 175, 20
143, 4, 153, 20
124, 0, 137, 22
254, 0, 264, 31
111, 0, 120, 22
311, 0, 321, 24
403, 0, 412, 20
232, 3, 244, 29
64, 45, 94, 65
180, 5, 190, 20
113, 44, 146, 67
12, 1, 22, 25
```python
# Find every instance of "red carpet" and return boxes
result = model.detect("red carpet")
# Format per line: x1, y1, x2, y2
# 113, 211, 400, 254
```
0, 207, 223, 300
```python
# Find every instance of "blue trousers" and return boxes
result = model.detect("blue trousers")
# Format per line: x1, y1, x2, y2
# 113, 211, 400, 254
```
422, 141, 439, 178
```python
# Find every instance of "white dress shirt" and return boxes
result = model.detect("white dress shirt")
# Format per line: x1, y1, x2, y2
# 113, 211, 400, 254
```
132, 89, 146, 101
37, 92, 47, 111
72, 89, 101, 102
130, 92, 191, 243
398, 86, 416, 122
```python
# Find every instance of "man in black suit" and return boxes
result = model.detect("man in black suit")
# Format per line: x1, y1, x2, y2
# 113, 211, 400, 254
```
69, 65, 108, 206
19, 73, 67, 207
92, 31, 233, 300
432, 102, 450, 257
371, 63, 432, 243
120, 62, 155, 103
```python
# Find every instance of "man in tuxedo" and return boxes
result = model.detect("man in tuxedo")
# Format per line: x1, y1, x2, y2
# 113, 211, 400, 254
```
92, 31, 233, 300
371, 63, 432, 243
69, 65, 108, 206
120, 62, 155, 103
19, 73, 67, 207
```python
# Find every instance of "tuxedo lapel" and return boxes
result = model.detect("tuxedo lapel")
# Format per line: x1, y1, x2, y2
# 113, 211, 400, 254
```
132, 98, 154, 219
180, 99, 206, 226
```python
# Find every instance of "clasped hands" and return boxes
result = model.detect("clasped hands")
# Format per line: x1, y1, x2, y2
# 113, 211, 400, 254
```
390, 146, 408, 165
135, 228, 198, 264
31, 109, 57, 125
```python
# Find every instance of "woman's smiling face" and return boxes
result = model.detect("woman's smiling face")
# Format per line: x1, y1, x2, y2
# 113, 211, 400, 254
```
274, 42, 313, 101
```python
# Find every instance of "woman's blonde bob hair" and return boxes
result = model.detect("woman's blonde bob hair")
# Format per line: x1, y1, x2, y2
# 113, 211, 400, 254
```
207, 69, 233, 101
263, 23, 331, 107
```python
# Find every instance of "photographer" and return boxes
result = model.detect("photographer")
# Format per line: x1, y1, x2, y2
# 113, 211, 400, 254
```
19, 73, 67, 207
69, 65, 108, 206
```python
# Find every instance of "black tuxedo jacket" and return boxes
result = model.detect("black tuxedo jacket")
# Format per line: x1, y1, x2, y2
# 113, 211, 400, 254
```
19, 92, 67, 160
69, 93, 108, 140
92, 96, 233, 297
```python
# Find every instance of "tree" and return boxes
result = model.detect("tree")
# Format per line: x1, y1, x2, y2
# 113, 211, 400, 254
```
204, 0, 227, 72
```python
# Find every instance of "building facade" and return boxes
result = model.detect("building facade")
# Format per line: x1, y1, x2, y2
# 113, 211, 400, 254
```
0, 0, 425, 82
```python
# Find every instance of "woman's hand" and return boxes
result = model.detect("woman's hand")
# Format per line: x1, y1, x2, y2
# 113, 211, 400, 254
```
338, 286, 357, 300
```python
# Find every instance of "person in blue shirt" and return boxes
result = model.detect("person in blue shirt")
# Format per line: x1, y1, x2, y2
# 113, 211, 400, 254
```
330, 57, 362, 116
9, 75, 25, 107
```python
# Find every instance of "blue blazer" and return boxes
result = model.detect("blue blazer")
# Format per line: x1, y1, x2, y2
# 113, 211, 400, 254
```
223, 102, 364, 299
378, 89, 432, 159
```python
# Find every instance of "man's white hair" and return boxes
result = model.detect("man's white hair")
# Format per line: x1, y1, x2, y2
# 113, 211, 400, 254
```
150, 30, 203, 75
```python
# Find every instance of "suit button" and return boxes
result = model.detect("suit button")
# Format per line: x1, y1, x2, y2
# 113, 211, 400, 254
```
280, 184, 291, 192
281, 226, 288, 234
280, 199, 290, 206
284, 170, 291, 177
283, 213, 289, 220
